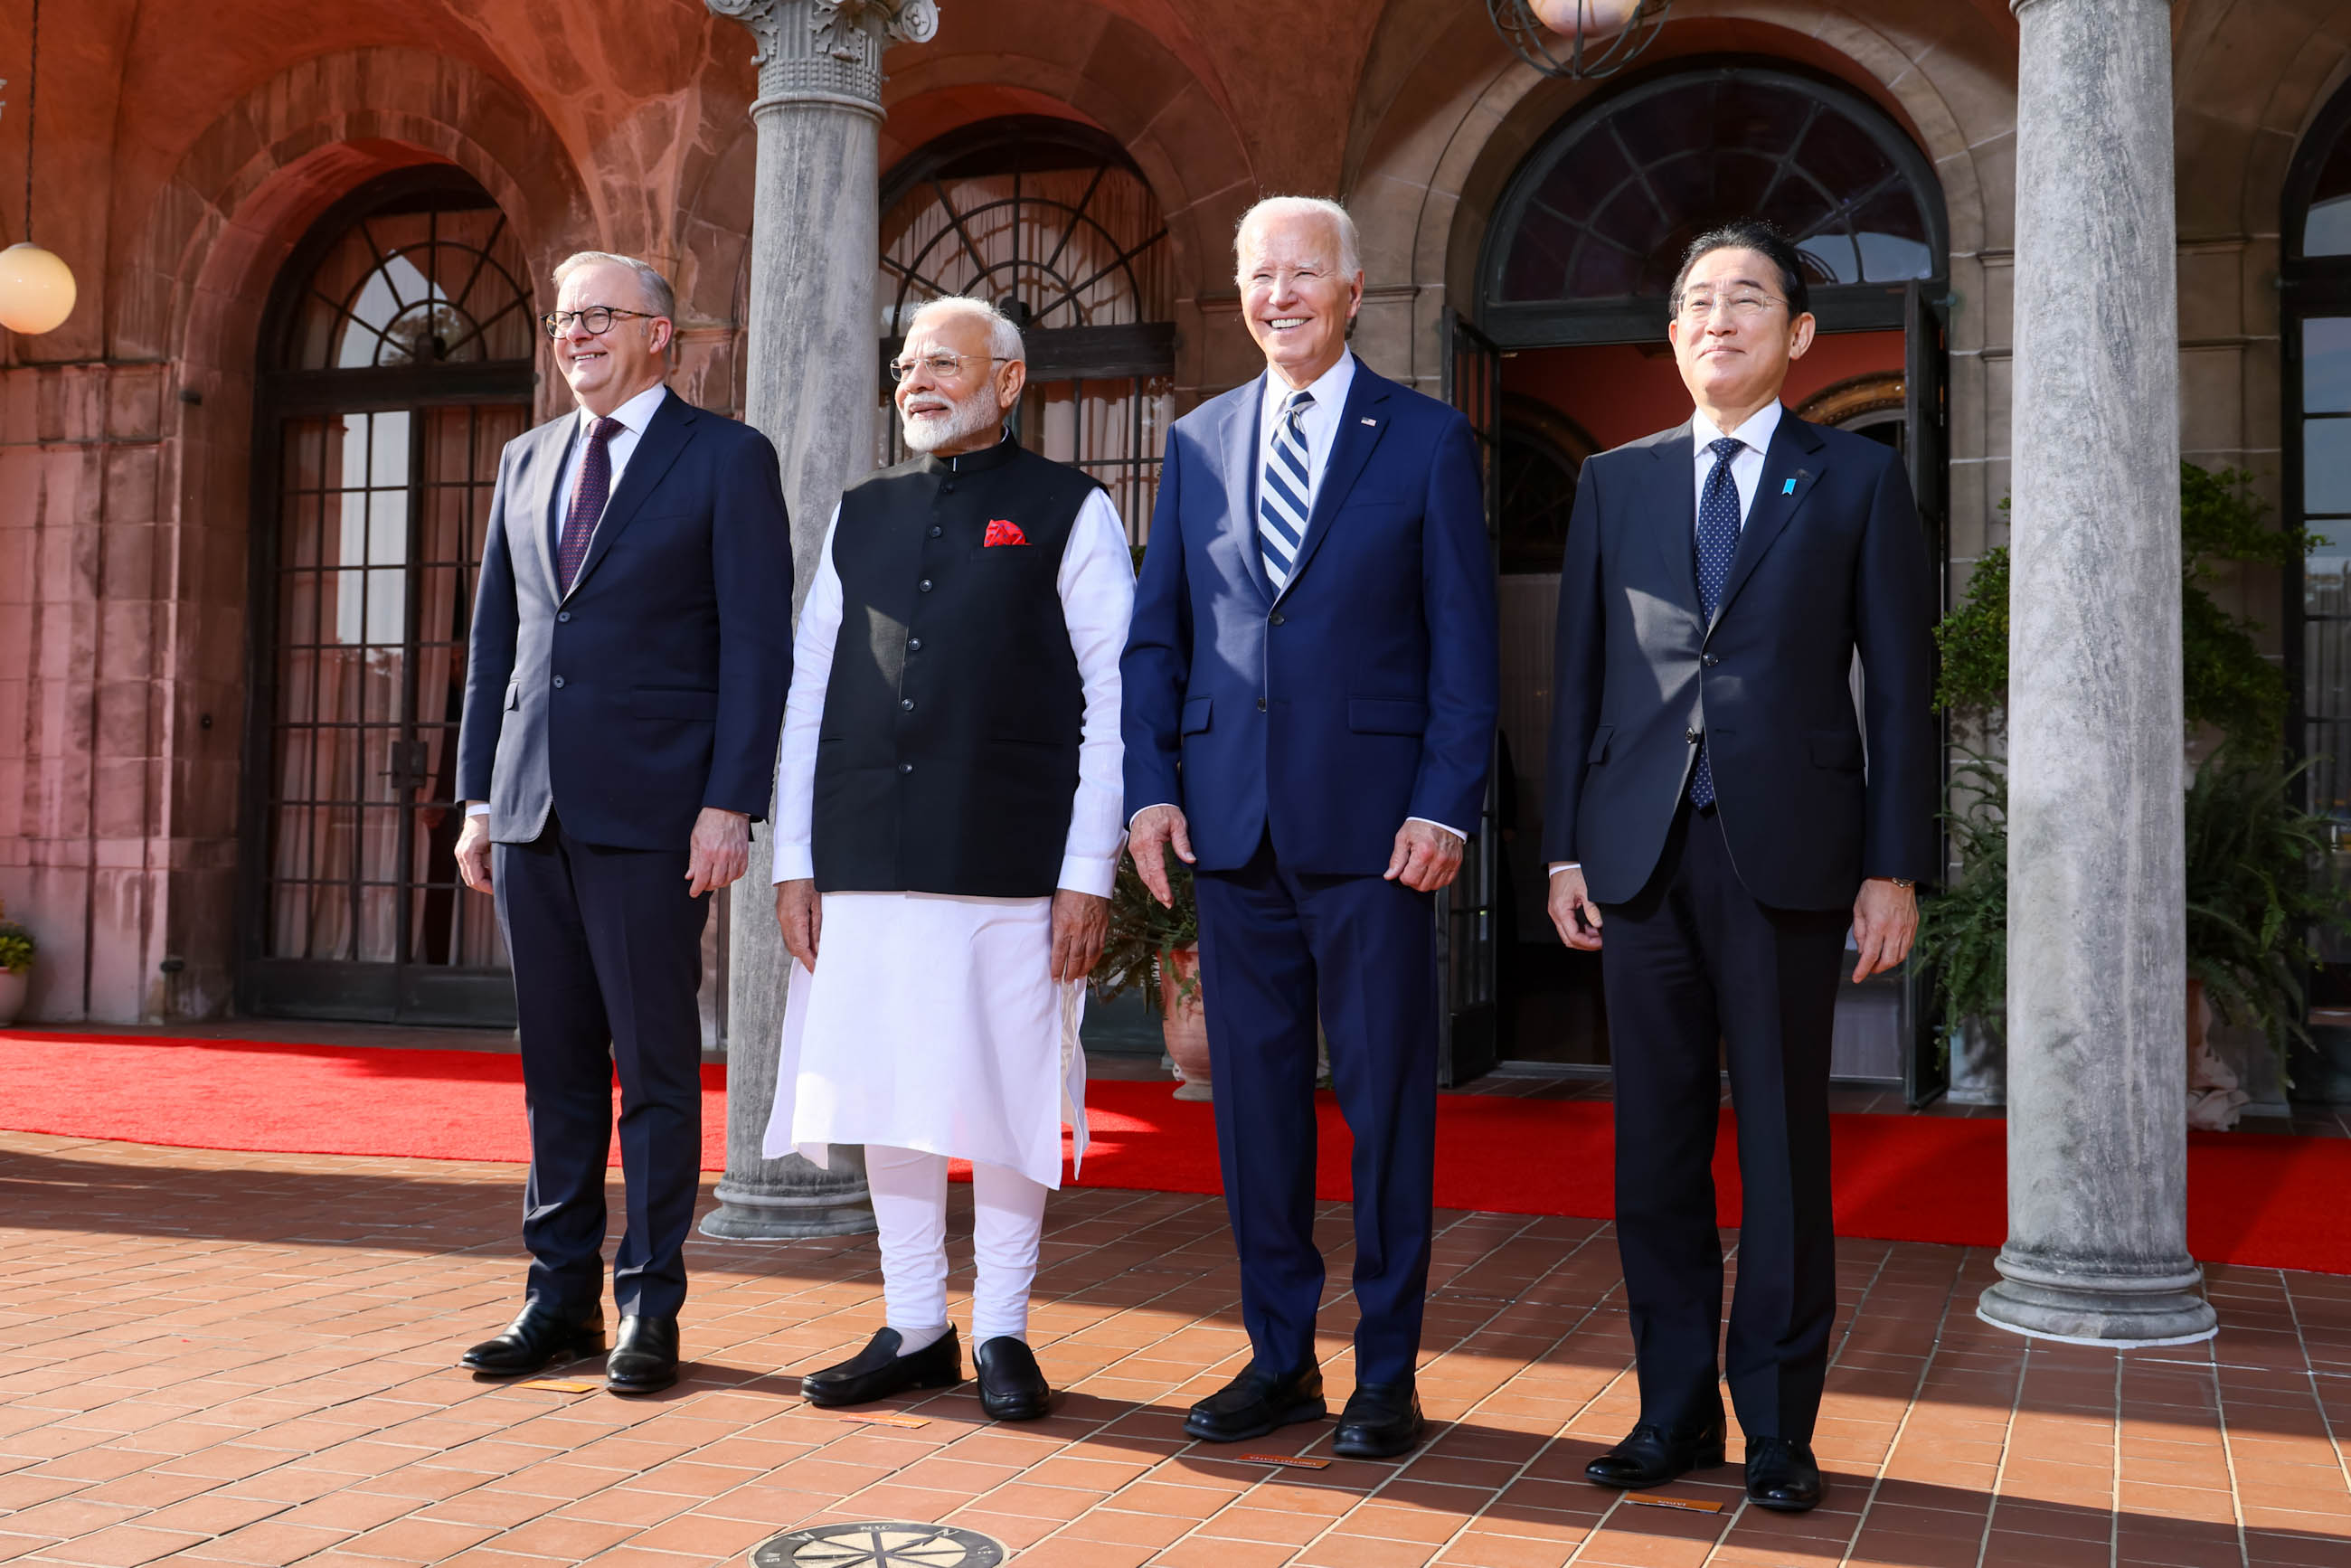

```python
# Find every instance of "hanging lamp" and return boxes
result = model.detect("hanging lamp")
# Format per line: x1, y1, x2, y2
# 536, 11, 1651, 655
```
0, 0, 72, 336
1488, 0, 1671, 80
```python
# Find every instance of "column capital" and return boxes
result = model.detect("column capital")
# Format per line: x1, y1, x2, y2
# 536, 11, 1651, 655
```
707, 0, 939, 117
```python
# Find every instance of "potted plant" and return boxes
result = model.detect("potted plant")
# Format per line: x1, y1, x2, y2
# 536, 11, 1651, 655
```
1917, 465, 2347, 1123
1098, 852, 1208, 1098
0, 902, 34, 1026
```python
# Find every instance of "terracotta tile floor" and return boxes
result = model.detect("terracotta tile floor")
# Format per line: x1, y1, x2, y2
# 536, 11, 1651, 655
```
4, 1128, 2351, 1568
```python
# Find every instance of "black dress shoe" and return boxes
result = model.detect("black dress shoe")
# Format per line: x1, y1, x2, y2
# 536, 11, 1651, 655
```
1584, 1417, 1728, 1488
1744, 1436, 1823, 1512
459, 1304, 606, 1377
974, 1337, 1053, 1422
1333, 1379, 1423, 1459
605, 1314, 680, 1395
1184, 1362, 1327, 1443
802, 1327, 963, 1408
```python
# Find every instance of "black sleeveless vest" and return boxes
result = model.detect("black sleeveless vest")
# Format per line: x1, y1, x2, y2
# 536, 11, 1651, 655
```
812, 437, 1102, 897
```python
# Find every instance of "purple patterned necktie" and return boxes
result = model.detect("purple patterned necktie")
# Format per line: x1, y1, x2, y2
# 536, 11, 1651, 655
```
556, 415, 624, 594
1689, 435, 1745, 809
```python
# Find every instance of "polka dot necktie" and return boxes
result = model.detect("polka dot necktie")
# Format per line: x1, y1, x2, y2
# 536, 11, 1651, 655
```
1689, 435, 1745, 809
1260, 390, 1314, 592
557, 415, 625, 595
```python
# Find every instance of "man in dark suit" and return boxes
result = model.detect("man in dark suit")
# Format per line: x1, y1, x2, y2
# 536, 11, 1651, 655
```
452, 251, 792, 1395
1545, 220, 1936, 1511
1123, 196, 1498, 1459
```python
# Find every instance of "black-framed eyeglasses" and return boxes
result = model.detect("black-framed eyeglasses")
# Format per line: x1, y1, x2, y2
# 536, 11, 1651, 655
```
888, 351, 1008, 383
542, 306, 660, 338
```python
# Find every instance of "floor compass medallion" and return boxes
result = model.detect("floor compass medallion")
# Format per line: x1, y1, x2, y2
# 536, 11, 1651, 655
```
751, 1521, 1008, 1568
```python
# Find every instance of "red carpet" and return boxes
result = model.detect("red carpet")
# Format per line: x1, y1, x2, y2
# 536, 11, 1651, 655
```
5, 1029, 2347, 1274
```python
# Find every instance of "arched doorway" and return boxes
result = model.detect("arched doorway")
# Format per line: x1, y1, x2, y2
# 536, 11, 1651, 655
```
237, 167, 536, 1025
2283, 85, 2351, 1006
1467, 62, 1950, 1089
876, 116, 1175, 540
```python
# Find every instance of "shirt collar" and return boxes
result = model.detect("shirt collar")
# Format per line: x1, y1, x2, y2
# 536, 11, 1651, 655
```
1265, 350, 1355, 422
580, 383, 668, 437
1691, 400, 1783, 456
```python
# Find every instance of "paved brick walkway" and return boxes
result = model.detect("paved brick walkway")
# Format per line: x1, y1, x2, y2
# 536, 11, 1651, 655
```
2, 1128, 2348, 1568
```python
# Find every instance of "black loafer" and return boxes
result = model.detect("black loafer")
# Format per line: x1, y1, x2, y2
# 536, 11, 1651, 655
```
802, 1327, 963, 1408
1584, 1416, 1727, 1488
459, 1304, 606, 1377
1333, 1378, 1423, 1459
975, 1337, 1053, 1422
605, 1314, 680, 1395
1184, 1361, 1327, 1443
1744, 1435, 1823, 1512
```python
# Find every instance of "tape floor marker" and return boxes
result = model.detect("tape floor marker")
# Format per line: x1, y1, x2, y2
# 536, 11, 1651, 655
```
839, 1412, 933, 1430
515, 1379, 599, 1393
1623, 1492, 1725, 1514
1240, 1453, 1332, 1470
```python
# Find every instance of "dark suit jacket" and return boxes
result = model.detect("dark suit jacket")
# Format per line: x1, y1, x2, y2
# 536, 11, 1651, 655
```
1542, 411, 1936, 911
1121, 359, 1500, 875
455, 389, 793, 851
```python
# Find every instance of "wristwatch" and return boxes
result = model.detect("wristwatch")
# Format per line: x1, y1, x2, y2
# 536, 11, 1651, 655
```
1885, 877, 1915, 890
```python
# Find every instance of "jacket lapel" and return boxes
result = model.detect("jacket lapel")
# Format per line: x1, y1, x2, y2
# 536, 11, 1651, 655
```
563, 389, 698, 602
524, 416, 573, 600
1221, 376, 1274, 605
1710, 412, 1827, 631
1647, 422, 1704, 624
1278, 362, 1391, 602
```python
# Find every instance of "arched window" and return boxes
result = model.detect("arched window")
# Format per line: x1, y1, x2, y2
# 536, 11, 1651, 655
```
243, 169, 535, 1024
878, 117, 1174, 539
1482, 65, 1947, 342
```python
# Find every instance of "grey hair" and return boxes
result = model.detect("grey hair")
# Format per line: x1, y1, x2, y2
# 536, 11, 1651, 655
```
905, 293, 1025, 364
552, 250, 675, 321
1234, 195, 1362, 279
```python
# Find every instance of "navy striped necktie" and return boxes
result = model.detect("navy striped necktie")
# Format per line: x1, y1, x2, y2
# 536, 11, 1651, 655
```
1259, 390, 1314, 592
1689, 435, 1744, 809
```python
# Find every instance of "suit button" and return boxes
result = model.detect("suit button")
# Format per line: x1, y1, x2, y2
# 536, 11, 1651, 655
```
1685, 727, 1700, 743
899, 762, 914, 774
1258, 697, 1268, 713
557, 610, 571, 623
1270, 610, 1286, 626
552, 676, 566, 689
901, 698, 916, 713
929, 525, 942, 538
942, 481, 956, 494
919, 579, 933, 592
907, 638, 922, 653
1702, 654, 1718, 666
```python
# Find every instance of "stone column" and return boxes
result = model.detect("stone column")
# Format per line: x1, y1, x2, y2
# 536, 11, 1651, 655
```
1979, 0, 2215, 1346
699, 0, 939, 1240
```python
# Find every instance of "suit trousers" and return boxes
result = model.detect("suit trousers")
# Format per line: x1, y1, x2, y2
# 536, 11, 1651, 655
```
1194, 834, 1439, 1386
496, 812, 710, 1320
1599, 801, 1849, 1442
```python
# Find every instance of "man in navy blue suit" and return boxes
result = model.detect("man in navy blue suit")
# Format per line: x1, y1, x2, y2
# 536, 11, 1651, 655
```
1122, 197, 1498, 1459
451, 252, 792, 1395
1544, 221, 1936, 1511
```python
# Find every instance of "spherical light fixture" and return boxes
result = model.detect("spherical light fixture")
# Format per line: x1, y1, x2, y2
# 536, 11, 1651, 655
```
0, 241, 72, 335
1488, 0, 1671, 80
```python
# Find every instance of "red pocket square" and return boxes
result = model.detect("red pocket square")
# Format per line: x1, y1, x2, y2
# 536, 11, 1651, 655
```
983, 519, 1028, 547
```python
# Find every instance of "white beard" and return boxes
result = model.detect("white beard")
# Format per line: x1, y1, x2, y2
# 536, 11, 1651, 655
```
901, 391, 1006, 454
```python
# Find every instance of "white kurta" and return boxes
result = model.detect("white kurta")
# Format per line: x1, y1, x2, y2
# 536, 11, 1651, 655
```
762, 485, 1133, 1190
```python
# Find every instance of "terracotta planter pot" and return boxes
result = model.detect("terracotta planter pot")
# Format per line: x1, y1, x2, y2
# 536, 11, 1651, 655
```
0, 968, 25, 1027
1159, 944, 1212, 1101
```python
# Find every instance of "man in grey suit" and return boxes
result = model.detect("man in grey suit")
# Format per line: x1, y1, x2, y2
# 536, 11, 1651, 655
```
452, 251, 792, 1395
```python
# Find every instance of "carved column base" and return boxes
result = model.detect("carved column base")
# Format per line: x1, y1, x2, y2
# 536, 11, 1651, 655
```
1978, 1252, 2217, 1348
702, 1148, 876, 1239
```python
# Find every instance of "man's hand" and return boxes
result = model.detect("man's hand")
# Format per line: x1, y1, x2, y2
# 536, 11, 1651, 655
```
776, 878, 820, 970
1128, 805, 1195, 907
455, 812, 494, 894
1384, 820, 1464, 892
1051, 890, 1110, 984
1851, 878, 1918, 982
1547, 866, 1604, 950
686, 808, 751, 897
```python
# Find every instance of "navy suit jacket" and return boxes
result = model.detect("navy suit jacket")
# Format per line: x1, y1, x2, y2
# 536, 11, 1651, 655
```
1121, 359, 1500, 875
1543, 411, 1937, 911
456, 389, 793, 851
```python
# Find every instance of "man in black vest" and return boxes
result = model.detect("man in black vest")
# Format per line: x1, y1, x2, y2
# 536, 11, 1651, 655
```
764, 296, 1132, 1421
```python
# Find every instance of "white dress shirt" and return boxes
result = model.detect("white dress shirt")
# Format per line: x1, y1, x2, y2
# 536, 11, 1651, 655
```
1131, 350, 1464, 843
464, 382, 672, 819
774, 489, 1135, 897
1550, 401, 1783, 876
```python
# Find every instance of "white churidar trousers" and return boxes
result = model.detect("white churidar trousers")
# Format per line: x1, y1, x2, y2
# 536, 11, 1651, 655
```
865, 1145, 1050, 1346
